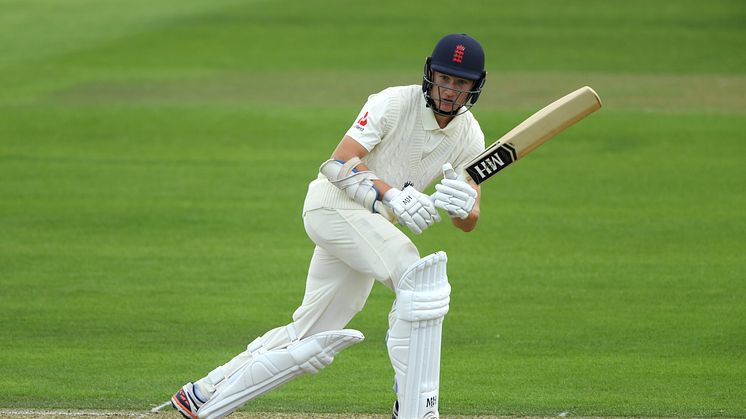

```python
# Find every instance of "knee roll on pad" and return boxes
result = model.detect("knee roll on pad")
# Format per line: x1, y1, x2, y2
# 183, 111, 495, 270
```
395, 280, 450, 322
387, 251, 449, 419
396, 251, 451, 322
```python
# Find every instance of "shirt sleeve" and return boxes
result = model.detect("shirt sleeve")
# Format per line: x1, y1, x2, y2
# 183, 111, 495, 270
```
344, 91, 395, 152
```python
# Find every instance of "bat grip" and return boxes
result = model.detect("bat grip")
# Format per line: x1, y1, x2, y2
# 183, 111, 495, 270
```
442, 163, 458, 180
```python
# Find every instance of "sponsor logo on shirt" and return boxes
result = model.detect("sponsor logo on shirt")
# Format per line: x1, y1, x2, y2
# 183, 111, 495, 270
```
357, 112, 369, 126
353, 111, 369, 131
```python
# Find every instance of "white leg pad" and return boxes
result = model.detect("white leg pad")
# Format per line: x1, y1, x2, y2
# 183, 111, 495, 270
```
198, 329, 364, 419
387, 251, 450, 419
197, 324, 302, 397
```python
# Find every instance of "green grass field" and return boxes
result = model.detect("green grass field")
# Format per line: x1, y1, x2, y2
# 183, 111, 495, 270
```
1, 0, 745, 417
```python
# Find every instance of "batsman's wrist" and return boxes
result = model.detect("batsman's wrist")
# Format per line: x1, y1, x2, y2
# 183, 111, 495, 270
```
382, 188, 401, 204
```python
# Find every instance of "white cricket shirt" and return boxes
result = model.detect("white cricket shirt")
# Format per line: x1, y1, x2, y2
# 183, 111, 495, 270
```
304, 85, 485, 213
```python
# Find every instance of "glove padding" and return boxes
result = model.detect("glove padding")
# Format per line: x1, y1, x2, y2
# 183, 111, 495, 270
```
383, 186, 441, 234
432, 178, 477, 220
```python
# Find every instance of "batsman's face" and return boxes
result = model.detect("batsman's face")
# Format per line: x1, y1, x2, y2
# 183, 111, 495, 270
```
430, 71, 476, 113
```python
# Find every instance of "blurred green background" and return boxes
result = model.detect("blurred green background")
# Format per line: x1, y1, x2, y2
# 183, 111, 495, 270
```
1, 0, 744, 417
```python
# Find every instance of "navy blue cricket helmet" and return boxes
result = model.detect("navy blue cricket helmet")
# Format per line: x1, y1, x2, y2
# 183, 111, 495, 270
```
423, 33, 487, 116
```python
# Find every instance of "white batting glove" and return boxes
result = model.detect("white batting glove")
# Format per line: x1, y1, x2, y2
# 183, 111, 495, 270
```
383, 186, 441, 234
432, 163, 477, 219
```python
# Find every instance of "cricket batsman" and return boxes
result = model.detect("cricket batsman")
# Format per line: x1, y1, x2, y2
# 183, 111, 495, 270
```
168, 33, 488, 419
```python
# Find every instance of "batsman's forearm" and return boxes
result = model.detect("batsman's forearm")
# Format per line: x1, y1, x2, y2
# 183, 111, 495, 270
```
352, 162, 392, 200
330, 137, 394, 200
373, 180, 393, 200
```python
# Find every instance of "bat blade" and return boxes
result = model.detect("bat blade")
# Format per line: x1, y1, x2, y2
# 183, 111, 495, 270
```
465, 86, 602, 184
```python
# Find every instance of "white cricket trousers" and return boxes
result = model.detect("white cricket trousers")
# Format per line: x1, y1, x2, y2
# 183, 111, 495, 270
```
258, 207, 420, 350
192, 207, 423, 398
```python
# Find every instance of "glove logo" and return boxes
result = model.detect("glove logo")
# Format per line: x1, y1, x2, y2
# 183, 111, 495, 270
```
403, 181, 414, 188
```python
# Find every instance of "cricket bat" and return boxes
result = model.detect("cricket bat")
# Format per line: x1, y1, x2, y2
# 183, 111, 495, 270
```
464, 86, 602, 184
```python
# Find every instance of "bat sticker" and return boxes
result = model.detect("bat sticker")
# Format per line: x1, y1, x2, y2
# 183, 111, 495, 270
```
465, 143, 517, 184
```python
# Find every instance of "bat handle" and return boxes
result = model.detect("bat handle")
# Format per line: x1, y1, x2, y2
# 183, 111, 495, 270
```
430, 163, 462, 204
442, 163, 458, 180
429, 163, 455, 204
